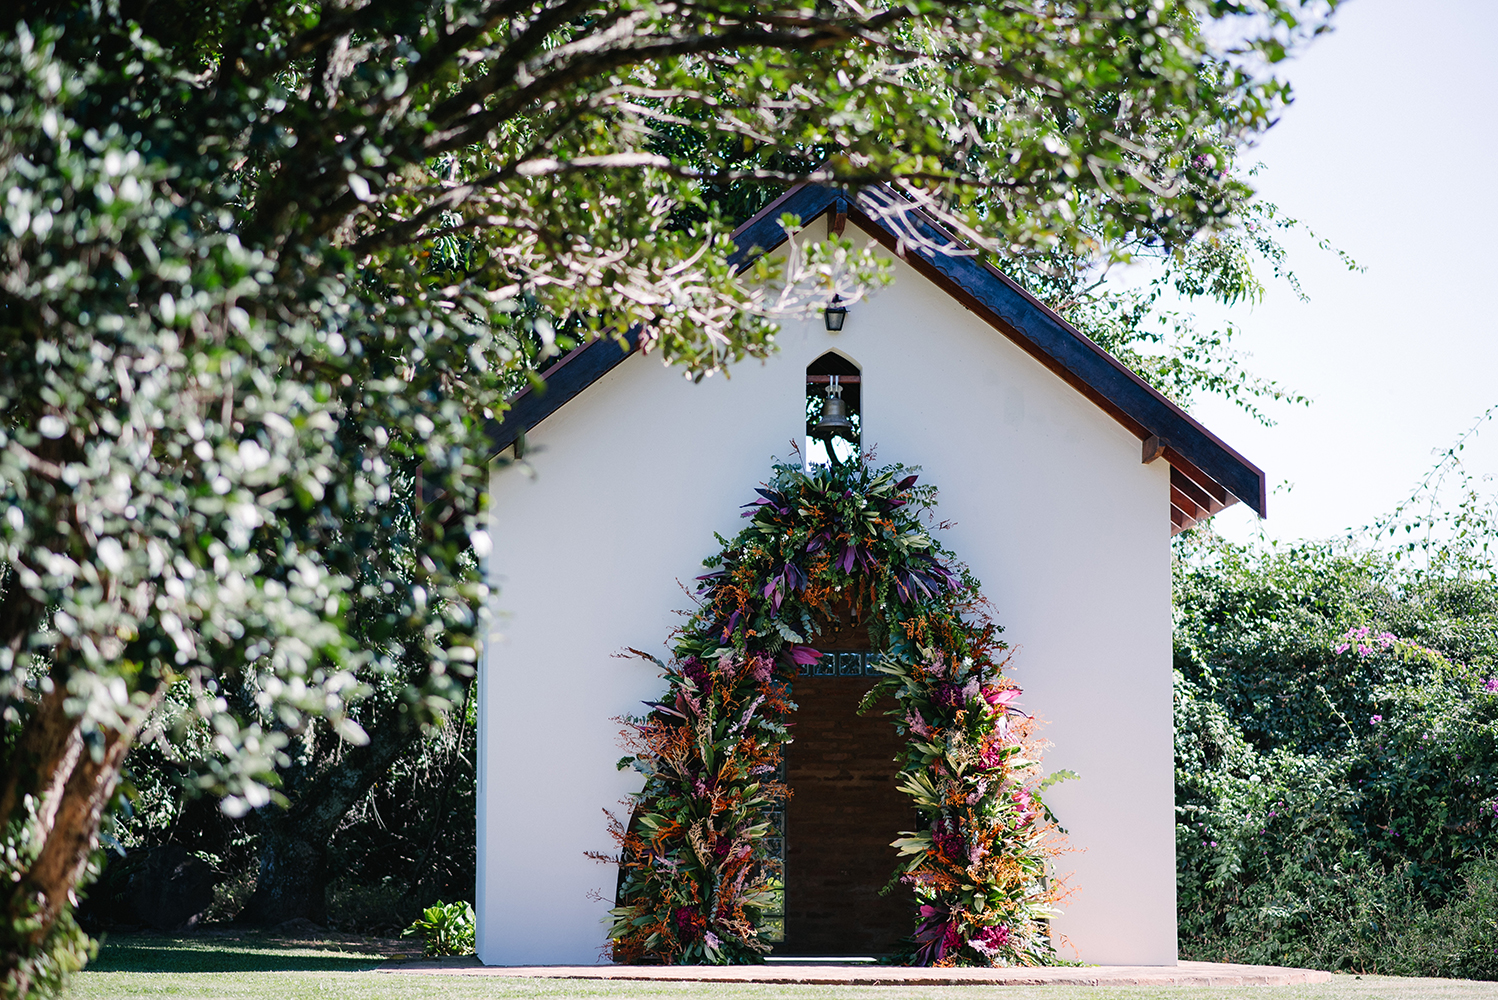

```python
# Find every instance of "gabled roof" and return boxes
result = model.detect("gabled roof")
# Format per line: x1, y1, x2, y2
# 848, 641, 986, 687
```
487, 183, 1265, 533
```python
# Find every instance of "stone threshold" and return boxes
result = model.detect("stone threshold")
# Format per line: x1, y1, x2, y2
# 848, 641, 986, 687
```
378, 958, 1331, 986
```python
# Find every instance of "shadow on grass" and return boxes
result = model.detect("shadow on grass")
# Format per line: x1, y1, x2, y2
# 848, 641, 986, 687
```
88, 931, 397, 974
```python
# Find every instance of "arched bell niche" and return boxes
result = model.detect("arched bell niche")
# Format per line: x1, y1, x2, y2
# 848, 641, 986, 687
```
778, 609, 915, 957
805, 351, 861, 467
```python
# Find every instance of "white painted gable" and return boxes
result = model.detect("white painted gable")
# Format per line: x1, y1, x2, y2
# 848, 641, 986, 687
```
479, 231, 1176, 967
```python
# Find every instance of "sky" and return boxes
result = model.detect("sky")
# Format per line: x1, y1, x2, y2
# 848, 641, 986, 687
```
1166, 0, 1498, 546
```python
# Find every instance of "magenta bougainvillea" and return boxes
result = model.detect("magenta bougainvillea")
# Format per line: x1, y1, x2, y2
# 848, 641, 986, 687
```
602, 459, 1071, 966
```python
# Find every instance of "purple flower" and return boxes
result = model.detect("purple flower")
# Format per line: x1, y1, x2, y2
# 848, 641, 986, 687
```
933, 829, 965, 861
912, 904, 956, 965
682, 657, 712, 694
674, 907, 705, 941
1370, 715, 1383, 725
787, 645, 822, 666
1483, 678, 1498, 693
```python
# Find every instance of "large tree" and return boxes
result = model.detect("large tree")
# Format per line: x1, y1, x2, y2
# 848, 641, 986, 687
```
2, 0, 1334, 993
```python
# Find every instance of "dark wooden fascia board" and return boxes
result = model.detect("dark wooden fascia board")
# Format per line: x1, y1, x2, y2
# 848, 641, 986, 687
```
724, 182, 1265, 517
484, 327, 642, 455
726, 183, 841, 271
826, 195, 1266, 518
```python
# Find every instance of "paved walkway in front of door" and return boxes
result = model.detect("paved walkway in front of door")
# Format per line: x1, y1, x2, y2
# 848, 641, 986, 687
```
379, 958, 1331, 986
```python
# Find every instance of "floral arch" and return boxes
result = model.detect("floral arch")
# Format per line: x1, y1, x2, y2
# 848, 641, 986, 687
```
602, 459, 1070, 966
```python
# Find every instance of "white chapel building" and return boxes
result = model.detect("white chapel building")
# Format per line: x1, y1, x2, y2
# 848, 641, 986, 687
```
476, 184, 1264, 967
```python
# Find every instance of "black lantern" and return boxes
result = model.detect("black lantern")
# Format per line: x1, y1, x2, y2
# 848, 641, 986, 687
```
811, 376, 855, 443
823, 295, 847, 332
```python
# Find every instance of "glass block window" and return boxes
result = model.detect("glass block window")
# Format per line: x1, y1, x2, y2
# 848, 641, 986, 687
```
797, 651, 882, 677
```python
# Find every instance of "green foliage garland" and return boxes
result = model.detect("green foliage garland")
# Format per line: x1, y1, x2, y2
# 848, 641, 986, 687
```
606, 460, 1068, 965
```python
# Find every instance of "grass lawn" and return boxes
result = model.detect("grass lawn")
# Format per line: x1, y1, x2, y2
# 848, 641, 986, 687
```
66, 932, 1498, 1000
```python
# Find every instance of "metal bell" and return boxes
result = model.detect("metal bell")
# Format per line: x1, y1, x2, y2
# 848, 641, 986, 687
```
812, 377, 855, 442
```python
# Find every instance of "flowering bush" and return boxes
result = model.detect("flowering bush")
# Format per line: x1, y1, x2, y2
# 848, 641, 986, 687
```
1174, 542, 1498, 976
602, 460, 1068, 965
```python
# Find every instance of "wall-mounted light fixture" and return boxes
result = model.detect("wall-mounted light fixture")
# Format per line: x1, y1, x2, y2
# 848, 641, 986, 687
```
824, 295, 847, 332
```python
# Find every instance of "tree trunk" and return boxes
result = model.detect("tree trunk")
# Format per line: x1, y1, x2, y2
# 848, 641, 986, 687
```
236, 710, 417, 926
1, 684, 160, 998
237, 826, 336, 926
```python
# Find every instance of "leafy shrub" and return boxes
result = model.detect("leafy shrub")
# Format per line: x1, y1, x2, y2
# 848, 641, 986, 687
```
402, 901, 476, 957
1174, 540, 1498, 976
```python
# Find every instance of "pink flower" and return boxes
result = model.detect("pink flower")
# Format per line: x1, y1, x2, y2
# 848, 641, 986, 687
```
970, 924, 1011, 957
1370, 715, 1383, 725
905, 708, 931, 737
1483, 678, 1498, 693
787, 645, 822, 666
983, 686, 1022, 713
1011, 789, 1037, 826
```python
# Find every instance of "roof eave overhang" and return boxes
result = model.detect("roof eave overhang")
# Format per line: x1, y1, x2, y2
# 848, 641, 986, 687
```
488, 182, 1267, 529
725, 184, 1266, 526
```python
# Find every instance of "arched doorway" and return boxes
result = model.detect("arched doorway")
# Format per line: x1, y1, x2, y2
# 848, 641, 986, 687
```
605, 459, 1061, 968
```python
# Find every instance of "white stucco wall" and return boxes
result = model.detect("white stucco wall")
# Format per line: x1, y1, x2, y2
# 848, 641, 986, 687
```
478, 234, 1176, 966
